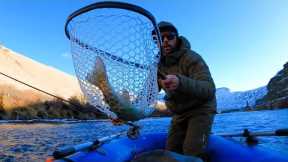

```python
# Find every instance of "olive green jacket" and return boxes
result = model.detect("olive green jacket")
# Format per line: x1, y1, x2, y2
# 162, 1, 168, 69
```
158, 36, 217, 117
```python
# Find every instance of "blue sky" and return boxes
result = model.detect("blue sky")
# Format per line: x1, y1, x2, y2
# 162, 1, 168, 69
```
0, 0, 287, 91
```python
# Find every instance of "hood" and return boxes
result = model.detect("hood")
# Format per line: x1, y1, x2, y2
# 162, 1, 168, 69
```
178, 36, 191, 50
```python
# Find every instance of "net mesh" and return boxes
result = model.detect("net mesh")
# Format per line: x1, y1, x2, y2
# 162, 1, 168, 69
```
66, 7, 160, 121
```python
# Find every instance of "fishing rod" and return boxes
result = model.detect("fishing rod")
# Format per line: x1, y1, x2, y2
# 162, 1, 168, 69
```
0, 71, 77, 107
0, 71, 106, 114
0, 71, 140, 129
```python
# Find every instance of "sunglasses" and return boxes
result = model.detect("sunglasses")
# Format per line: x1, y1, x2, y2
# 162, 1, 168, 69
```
161, 33, 177, 41
152, 32, 177, 42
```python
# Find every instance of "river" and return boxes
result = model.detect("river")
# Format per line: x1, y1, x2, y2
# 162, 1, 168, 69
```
0, 109, 287, 162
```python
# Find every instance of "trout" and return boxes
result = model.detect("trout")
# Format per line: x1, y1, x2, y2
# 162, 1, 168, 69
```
86, 56, 144, 121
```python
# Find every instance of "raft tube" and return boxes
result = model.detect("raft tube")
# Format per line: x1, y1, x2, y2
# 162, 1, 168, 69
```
52, 132, 288, 162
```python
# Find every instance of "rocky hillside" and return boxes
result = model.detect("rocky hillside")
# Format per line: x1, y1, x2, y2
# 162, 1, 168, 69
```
0, 45, 104, 120
256, 62, 288, 109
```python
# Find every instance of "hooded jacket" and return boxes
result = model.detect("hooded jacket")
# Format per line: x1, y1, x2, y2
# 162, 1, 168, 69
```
158, 36, 217, 117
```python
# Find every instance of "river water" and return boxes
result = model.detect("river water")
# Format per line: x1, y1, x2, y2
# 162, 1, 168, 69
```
0, 109, 287, 162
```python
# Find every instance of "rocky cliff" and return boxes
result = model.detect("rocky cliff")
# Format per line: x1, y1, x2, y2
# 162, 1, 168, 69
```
256, 62, 288, 109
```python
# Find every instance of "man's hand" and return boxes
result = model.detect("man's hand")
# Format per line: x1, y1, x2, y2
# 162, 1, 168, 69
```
158, 74, 179, 91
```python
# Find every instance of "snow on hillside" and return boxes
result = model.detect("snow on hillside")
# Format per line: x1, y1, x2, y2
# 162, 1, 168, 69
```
156, 87, 268, 113
216, 86, 267, 112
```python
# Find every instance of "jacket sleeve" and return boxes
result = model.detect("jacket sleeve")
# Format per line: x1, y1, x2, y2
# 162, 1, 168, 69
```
176, 54, 215, 101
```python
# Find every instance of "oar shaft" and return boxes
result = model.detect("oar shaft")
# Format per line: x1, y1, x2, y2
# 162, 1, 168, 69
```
276, 129, 288, 136
218, 129, 288, 137
53, 131, 126, 159
53, 142, 94, 159
250, 131, 278, 136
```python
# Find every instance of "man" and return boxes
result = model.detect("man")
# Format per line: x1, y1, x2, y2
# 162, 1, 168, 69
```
156, 21, 217, 161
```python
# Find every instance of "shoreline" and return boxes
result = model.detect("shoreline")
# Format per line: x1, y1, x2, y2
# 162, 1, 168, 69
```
0, 118, 110, 124
1, 108, 288, 124
0, 117, 167, 124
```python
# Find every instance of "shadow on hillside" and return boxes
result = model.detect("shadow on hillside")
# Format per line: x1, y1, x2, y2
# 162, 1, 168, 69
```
0, 84, 105, 120
0, 98, 106, 120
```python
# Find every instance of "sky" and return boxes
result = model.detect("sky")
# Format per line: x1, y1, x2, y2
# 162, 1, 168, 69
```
0, 0, 287, 92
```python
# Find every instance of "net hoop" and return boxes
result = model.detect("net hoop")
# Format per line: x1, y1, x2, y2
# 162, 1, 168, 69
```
65, 1, 162, 46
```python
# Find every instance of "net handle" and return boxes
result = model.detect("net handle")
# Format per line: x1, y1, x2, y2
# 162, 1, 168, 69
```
64, 1, 162, 47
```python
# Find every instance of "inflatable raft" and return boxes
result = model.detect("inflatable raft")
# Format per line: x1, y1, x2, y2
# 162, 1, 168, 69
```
48, 131, 288, 162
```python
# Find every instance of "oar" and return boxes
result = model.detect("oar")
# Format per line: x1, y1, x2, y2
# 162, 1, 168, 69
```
52, 130, 127, 159
217, 128, 288, 137
51, 121, 140, 160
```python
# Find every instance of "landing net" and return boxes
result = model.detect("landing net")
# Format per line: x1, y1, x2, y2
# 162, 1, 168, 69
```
65, 2, 161, 121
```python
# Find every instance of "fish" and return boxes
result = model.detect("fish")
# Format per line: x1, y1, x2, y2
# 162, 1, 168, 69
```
86, 56, 145, 121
